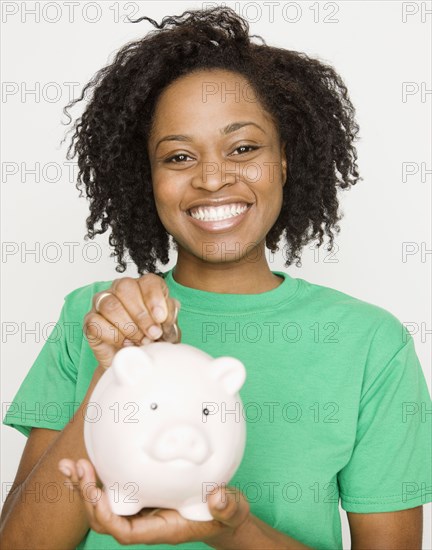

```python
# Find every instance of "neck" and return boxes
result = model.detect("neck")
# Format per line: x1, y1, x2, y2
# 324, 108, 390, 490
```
173, 244, 283, 294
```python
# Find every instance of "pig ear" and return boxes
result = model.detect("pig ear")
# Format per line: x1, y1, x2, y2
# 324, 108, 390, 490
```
210, 357, 246, 395
111, 346, 153, 386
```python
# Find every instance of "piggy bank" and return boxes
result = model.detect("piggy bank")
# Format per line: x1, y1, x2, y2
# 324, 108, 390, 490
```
84, 341, 247, 521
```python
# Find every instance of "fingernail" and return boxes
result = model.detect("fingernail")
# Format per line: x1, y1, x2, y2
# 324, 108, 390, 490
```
123, 339, 135, 346
148, 325, 163, 339
152, 306, 166, 323
141, 336, 152, 345
77, 464, 84, 479
215, 494, 228, 510
59, 465, 71, 477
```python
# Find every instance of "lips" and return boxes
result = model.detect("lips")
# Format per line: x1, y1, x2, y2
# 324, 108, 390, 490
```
185, 202, 253, 233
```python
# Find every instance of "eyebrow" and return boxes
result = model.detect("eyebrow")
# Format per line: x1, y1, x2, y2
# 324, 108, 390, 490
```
154, 121, 265, 151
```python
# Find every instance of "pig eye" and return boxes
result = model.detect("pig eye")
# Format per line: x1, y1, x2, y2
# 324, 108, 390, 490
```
202, 408, 209, 415
150, 402, 158, 410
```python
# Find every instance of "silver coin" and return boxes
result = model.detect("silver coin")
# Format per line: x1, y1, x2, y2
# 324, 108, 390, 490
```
162, 300, 180, 343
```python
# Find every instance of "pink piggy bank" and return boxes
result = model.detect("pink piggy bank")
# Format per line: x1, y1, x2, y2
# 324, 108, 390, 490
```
83, 341, 247, 521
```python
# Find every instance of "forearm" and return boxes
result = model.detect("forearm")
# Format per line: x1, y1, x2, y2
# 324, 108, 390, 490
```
0, 366, 105, 550
211, 513, 313, 550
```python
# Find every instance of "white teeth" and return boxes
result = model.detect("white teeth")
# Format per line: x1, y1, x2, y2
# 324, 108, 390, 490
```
189, 203, 249, 221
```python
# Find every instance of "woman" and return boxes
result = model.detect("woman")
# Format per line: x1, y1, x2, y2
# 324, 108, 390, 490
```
1, 6, 430, 549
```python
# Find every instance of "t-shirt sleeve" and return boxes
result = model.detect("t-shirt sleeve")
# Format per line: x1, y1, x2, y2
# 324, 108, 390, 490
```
338, 328, 432, 513
2, 295, 83, 438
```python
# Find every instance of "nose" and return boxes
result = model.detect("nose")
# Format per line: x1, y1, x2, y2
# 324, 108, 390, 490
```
149, 425, 211, 465
191, 153, 237, 192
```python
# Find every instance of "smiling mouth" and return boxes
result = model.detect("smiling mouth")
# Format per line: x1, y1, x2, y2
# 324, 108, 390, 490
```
186, 202, 252, 222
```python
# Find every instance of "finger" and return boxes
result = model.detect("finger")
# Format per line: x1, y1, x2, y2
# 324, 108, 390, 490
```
208, 486, 250, 529
58, 458, 80, 493
58, 459, 92, 509
83, 312, 131, 369
75, 459, 106, 532
137, 273, 170, 326
110, 277, 168, 343
77, 459, 133, 539
92, 286, 145, 345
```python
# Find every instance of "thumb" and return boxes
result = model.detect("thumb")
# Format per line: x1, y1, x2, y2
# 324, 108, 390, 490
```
208, 485, 250, 529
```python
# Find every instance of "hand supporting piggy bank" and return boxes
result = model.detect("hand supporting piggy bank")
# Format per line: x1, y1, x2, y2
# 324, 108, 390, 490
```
84, 342, 247, 521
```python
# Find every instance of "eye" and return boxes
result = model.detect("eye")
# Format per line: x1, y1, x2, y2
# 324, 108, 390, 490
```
150, 402, 158, 410
231, 145, 259, 155
164, 153, 193, 163
165, 146, 259, 163
202, 407, 210, 416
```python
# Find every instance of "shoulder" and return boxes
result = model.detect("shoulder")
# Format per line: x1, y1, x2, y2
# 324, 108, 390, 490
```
297, 277, 410, 344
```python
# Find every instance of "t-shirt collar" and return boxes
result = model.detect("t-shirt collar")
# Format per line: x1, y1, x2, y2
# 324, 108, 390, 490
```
162, 267, 301, 314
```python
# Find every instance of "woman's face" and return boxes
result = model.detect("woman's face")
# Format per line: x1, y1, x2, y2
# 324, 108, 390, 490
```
147, 68, 287, 265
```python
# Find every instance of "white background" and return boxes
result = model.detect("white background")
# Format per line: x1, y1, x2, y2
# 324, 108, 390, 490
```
1, 1, 431, 547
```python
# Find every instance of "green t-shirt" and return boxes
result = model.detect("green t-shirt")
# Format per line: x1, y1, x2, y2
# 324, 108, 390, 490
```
3, 268, 431, 549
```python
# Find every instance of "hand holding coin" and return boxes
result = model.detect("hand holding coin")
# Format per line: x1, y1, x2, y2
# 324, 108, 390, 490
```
84, 274, 182, 370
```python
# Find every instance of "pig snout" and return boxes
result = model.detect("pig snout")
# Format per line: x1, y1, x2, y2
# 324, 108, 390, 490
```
149, 425, 211, 465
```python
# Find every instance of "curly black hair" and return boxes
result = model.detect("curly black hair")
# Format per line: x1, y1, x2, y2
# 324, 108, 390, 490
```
61, 5, 361, 275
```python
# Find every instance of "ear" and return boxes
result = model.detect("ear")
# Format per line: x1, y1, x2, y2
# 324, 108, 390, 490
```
210, 357, 246, 395
111, 346, 153, 386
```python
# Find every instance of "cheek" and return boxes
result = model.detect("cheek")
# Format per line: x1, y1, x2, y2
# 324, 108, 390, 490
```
152, 183, 183, 225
